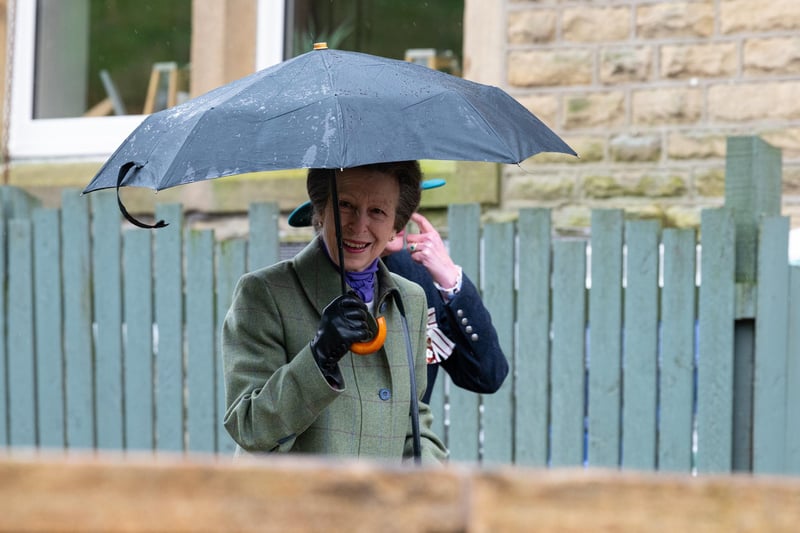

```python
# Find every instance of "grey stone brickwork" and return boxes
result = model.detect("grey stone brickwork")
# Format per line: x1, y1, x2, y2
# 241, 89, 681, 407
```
503, 0, 800, 233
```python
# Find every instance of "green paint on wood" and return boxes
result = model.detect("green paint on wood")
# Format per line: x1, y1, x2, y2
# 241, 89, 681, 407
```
753, 216, 790, 475
588, 209, 624, 468
123, 229, 154, 451
622, 220, 660, 471
481, 222, 514, 465
446, 204, 481, 462
155, 203, 184, 452
33, 208, 65, 448
696, 208, 736, 474
658, 229, 696, 473
550, 239, 587, 467
515, 208, 551, 467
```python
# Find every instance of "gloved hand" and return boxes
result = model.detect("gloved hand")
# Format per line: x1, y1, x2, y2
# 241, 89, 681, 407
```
311, 293, 371, 385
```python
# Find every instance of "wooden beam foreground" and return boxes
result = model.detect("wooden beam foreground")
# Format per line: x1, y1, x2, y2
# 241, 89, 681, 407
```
1, 452, 799, 532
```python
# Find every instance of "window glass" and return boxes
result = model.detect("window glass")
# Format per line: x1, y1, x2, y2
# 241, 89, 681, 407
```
288, 0, 463, 74
34, 0, 191, 119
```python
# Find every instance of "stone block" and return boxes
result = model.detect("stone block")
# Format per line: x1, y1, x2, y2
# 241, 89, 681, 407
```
665, 205, 702, 228
660, 42, 737, 79
565, 92, 626, 129
668, 132, 727, 160
600, 46, 653, 84
695, 168, 726, 197
609, 134, 662, 162
505, 175, 575, 202
531, 136, 605, 164
632, 88, 703, 125
508, 49, 593, 87
563, 6, 631, 42
515, 93, 560, 130
758, 127, 800, 159
744, 37, 800, 76
508, 9, 557, 44
708, 81, 800, 121
721, 0, 800, 34
583, 175, 625, 199
782, 164, 800, 196
637, 1, 714, 38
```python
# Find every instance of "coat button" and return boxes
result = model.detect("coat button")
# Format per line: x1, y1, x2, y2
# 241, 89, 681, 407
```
461, 318, 468, 326
471, 333, 479, 342
466, 325, 473, 334
457, 309, 464, 317
378, 388, 391, 401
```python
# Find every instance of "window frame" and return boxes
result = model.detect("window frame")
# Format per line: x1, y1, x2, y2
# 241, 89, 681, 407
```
8, 0, 285, 161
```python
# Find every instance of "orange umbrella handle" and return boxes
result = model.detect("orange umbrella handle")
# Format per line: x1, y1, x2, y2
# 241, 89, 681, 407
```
351, 316, 387, 355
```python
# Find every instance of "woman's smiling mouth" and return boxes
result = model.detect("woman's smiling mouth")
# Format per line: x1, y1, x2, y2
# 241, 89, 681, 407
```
343, 239, 370, 252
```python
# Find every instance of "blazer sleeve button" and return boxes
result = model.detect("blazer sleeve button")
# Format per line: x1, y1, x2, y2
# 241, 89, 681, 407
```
378, 388, 391, 401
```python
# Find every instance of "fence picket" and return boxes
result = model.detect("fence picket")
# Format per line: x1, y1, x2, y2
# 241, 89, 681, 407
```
515, 208, 551, 467
658, 229, 696, 473
123, 229, 155, 450
550, 239, 587, 467
622, 220, 660, 470
61, 190, 95, 449
753, 216, 790, 475
33, 208, 65, 448
696, 208, 736, 474
8, 219, 36, 446
248, 203, 279, 271
588, 209, 624, 468
0, 215, 5, 446
216, 239, 247, 455
186, 230, 216, 453
92, 191, 124, 449
447, 203, 481, 461
788, 265, 800, 475
155, 204, 184, 451
481, 222, 514, 464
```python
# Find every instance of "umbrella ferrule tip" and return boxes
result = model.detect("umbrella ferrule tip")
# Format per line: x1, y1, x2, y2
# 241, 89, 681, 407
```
313, 42, 328, 50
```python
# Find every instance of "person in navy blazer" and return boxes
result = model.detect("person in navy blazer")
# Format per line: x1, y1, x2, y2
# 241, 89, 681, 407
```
384, 212, 508, 403
289, 190, 508, 403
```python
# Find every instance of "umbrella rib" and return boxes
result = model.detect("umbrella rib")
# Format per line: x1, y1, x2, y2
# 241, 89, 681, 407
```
319, 52, 347, 166
450, 91, 520, 162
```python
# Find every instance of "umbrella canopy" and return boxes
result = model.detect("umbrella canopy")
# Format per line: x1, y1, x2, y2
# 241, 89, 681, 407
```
83, 45, 575, 195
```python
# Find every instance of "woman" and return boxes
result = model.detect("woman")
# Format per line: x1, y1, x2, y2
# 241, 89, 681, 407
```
288, 193, 508, 405
223, 161, 447, 464
383, 212, 508, 404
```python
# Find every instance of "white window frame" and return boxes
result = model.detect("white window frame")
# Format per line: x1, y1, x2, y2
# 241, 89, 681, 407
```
8, 0, 285, 161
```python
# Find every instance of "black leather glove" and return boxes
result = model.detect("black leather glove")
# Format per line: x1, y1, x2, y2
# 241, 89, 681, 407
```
311, 293, 371, 387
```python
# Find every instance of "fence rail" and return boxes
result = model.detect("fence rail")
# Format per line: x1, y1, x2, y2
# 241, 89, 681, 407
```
0, 136, 798, 476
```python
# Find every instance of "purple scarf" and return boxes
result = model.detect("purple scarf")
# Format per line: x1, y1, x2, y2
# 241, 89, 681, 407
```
321, 239, 379, 302
345, 259, 379, 303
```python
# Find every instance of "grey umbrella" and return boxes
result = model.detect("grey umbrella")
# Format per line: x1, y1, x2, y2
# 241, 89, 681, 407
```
84, 44, 574, 195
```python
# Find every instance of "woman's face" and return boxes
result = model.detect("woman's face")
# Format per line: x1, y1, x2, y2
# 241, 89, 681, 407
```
321, 167, 399, 272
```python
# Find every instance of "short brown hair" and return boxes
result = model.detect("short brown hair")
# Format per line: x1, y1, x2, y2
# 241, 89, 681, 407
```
307, 161, 422, 232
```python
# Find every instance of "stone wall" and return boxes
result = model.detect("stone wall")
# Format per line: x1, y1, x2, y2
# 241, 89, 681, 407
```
500, 0, 800, 233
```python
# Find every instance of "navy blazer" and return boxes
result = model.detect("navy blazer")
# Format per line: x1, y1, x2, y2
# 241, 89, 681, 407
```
383, 250, 509, 403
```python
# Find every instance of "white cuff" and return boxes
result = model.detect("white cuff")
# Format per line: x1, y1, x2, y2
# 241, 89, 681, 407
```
434, 265, 462, 301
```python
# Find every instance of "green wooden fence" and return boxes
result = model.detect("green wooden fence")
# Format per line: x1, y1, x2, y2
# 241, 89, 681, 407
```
0, 136, 798, 475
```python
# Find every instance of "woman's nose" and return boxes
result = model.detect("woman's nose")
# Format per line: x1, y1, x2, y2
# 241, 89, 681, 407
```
347, 209, 369, 232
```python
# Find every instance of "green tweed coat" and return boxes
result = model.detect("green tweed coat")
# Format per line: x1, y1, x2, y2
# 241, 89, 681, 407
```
222, 237, 448, 465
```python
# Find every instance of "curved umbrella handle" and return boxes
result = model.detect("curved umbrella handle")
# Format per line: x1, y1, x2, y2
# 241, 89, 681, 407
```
351, 316, 387, 355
